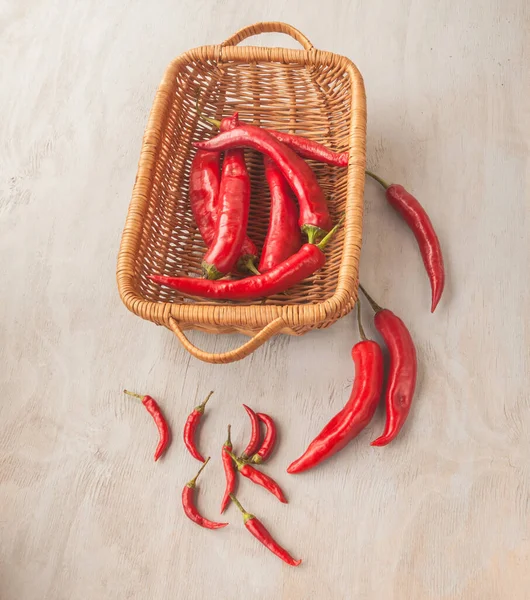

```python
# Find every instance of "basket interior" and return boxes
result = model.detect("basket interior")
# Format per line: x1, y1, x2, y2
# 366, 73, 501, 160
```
135, 53, 354, 307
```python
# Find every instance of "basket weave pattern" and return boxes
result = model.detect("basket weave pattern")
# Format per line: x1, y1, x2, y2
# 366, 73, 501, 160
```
117, 22, 366, 363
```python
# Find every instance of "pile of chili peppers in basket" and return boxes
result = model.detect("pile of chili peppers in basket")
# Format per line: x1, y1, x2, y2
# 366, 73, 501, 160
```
131, 97, 446, 566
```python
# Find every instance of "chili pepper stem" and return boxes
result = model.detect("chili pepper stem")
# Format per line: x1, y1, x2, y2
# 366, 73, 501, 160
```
186, 457, 211, 488
243, 259, 260, 276
302, 224, 327, 244
316, 215, 345, 251
123, 389, 144, 400
194, 88, 221, 129
227, 450, 244, 469
359, 284, 383, 313
196, 390, 214, 413
225, 424, 232, 445
365, 170, 390, 190
229, 494, 254, 523
356, 300, 367, 341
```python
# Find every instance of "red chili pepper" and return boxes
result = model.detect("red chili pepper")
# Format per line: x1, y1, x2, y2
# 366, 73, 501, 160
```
259, 156, 301, 272
287, 302, 384, 474
192, 102, 258, 275
201, 149, 251, 279
189, 149, 221, 247
208, 113, 348, 167
182, 458, 229, 529
183, 391, 213, 462
124, 390, 171, 461
149, 218, 342, 300
220, 425, 236, 514
240, 404, 261, 460
230, 495, 301, 566
366, 171, 445, 312
250, 413, 277, 464
194, 126, 332, 242
227, 451, 287, 503
360, 285, 418, 446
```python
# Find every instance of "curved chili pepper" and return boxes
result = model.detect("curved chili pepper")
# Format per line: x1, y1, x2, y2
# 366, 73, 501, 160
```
220, 425, 236, 514
250, 413, 277, 464
207, 113, 348, 167
230, 495, 301, 566
366, 171, 445, 312
227, 451, 287, 503
202, 149, 251, 279
149, 218, 342, 300
259, 156, 301, 272
182, 458, 229, 529
189, 149, 221, 247
124, 390, 171, 461
240, 404, 261, 460
287, 302, 384, 474
183, 391, 213, 462
194, 126, 332, 242
360, 285, 417, 445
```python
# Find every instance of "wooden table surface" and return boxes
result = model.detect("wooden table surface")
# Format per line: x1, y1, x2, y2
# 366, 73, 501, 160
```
1, 1, 529, 598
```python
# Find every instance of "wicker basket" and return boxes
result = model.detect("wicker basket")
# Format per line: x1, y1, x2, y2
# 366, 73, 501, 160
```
117, 22, 366, 364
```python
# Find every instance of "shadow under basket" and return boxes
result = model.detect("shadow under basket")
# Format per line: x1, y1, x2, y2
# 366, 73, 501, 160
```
117, 21, 367, 364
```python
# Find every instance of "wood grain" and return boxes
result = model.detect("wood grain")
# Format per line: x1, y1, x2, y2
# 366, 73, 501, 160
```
0, 1, 529, 599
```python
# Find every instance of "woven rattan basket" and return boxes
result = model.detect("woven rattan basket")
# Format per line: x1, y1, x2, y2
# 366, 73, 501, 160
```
117, 22, 366, 364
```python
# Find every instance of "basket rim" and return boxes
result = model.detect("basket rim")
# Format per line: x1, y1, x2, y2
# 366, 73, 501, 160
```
116, 40, 366, 331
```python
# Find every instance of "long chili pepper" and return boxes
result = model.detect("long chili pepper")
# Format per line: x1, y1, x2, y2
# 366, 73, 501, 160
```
227, 451, 287, 503
124, 390, 170, 461
366, 171, 445, 312
220, 425, 236, 514
194, 126, 332, 242
259, 156, 301, 272
205, 112, 348, 167
189, 149, 221, 247
183, 391, 213, 462
229, 495, 301, 566
360, 285, 417, 446
250, 413, 277, 464
193, 100, 258, 275
182, 458, 229, 529
149, 218, 342, 300
240, 404, 261, 460
287, 302, 384, 474
202, 149, 251, 279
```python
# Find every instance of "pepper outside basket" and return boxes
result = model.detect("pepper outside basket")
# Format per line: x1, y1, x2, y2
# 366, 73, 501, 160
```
117, 22, 366, 364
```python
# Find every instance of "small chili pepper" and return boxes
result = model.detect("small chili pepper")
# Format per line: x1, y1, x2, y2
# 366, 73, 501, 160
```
360, 285, 418, 446
259, 156, 301, 272
230, 494, 301, 566
149, 218, 342, 300
366, 171, 445, 312
250, 413, 277, 464
183, 391, 213, 462
182, 458, 229, 529
206, 112, 348, 167
124, 390, 171, 461
287, 302, 384, 474
240, 404, 261, 460
202, 149, 251, 279
194, 126, 332, 242
220, 425, 236, 514
227, 451, 287, 503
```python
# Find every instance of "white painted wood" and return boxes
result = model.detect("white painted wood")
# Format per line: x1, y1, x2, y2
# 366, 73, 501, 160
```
1, 1, 529, 598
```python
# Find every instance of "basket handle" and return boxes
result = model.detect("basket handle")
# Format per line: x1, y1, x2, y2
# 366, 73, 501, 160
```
221, 22, 314, 51
168, 316, 286, 364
